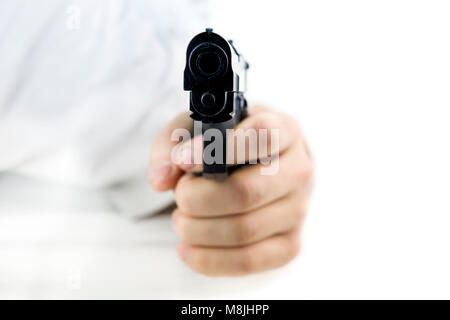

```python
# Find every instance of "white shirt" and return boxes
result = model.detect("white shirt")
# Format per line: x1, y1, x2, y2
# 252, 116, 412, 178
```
0, 0, 209, 216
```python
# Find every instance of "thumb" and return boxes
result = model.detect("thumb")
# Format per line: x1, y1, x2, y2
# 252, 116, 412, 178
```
149, 112, 192, 191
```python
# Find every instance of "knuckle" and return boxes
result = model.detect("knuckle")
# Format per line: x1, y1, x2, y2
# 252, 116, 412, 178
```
239, 248, 258, 274
233, 178, 264, 210
294, 157, 314, 185
251, 112, 273, 130
292, 201, 306, 222
302, 159, 314, 185
176, 215, 190, 242
194, 252, 211, 273
287, 115, 302, 134
232, 215, 256, 245
186, 251, 214, 276
287, 235, 301, 261
192, 251, 224, 278
280, 113, 302, 139
234, 178, 253, 209
174, 177, 193, 214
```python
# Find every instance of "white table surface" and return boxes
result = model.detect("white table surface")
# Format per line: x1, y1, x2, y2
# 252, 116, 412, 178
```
0, 174, 298, 299
2, 169, 449, 300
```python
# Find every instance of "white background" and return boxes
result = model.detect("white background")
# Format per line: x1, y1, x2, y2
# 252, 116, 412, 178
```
1, 0, 450, 299
213, 0, 450, 298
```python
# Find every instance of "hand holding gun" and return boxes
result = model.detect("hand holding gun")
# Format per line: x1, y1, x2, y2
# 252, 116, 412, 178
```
150, 29, 312, 277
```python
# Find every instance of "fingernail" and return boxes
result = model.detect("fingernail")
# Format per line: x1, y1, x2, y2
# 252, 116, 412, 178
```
177, 144, 194, 168
177, 244, 189, 261
149, 162, 172, 185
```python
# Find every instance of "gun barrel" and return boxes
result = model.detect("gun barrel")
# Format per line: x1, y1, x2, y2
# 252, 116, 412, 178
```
184, 29, 248, 123
184, 29, 249, 178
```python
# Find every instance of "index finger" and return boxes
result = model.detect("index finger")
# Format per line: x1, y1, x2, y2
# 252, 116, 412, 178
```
149, 112, 193, 191
172, 108, 301, 173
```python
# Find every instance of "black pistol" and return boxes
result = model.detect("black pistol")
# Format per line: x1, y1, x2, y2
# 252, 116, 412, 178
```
184, 28, 249, 179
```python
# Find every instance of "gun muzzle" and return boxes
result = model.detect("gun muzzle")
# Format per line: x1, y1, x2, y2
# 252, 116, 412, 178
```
188, 42, 228, 81
184, 28, 249, 178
